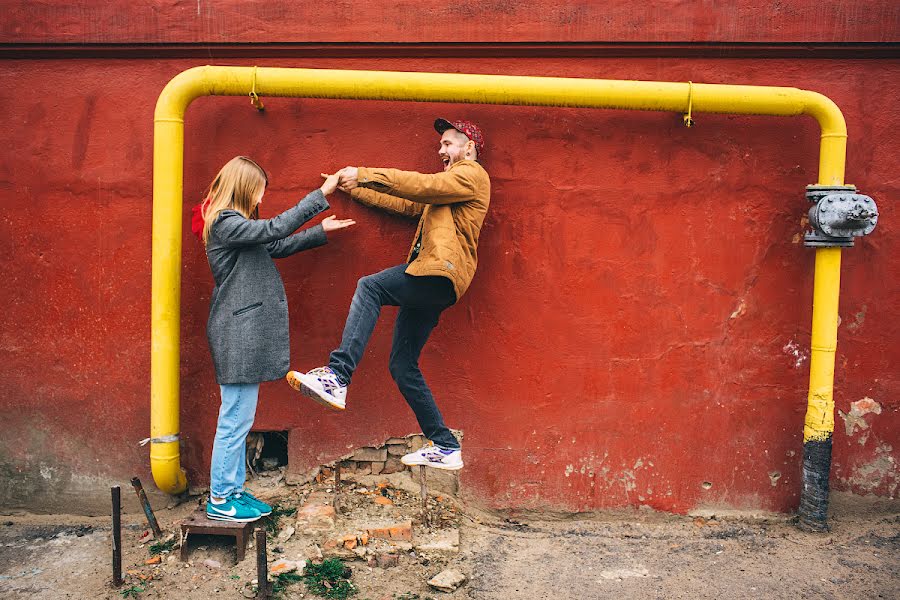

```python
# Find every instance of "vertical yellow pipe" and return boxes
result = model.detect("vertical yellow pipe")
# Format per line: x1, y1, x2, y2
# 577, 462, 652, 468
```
797, 247, 842, 530
797, 91, 846, 530
150, 115, 188, 494
804, 248, 842, 442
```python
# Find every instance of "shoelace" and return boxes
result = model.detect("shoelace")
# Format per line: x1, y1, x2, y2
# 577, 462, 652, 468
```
308, 367, 340, 392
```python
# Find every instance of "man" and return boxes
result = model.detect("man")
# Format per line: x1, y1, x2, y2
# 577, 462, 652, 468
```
287, 118, 490, 471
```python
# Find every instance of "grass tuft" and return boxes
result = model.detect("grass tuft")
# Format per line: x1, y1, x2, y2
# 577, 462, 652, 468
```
302, 558, 357, 599
148, 537, 177, 555
119, 585, 144, 598
265, 503, 298, 535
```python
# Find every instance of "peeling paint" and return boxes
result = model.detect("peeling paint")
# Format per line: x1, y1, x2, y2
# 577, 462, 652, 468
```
845, 444, 897, 497
782, 340, 809, 368
620, 470, 637, 493
729, 299, 746, 319
846, 304, 867, 332
838, 397, 882, 445
768, 471, 781, 487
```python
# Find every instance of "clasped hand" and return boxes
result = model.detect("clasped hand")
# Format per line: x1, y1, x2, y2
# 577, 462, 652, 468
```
319, 166, 359, 196
317, 167, 360, 233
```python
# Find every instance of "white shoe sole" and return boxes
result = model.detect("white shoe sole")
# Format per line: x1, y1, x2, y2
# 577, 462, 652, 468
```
206, 511, 261, 523
400, 457, 464, 471
286, 371, 345, 411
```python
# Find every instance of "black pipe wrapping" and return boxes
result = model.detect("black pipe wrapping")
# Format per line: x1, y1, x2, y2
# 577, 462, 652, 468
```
798, 437, 832, 531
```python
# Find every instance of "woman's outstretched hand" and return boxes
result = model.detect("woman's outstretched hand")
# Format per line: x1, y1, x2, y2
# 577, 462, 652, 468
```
320, 172, 341, 196
321, 215, 356, 233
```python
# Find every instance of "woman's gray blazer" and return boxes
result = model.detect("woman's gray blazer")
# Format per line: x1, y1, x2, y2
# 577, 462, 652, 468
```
205, 189, 329, 384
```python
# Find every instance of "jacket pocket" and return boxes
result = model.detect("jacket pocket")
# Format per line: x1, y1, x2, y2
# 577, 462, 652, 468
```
233, 302, 262, 316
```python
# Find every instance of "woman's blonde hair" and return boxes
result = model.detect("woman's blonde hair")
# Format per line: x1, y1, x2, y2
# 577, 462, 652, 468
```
201, 156, 269, 244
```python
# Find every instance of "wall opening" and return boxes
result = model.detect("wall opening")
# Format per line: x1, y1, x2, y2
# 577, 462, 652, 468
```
247, 430, 289, 477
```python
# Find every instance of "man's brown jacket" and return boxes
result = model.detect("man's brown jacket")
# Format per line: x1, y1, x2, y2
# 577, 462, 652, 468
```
351, 159, 491, 300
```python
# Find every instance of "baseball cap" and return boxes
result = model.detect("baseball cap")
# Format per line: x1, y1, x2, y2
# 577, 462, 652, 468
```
434, 118, 485, 156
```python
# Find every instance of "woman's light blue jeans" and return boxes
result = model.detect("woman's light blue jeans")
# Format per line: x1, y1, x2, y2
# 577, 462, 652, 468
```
210, 383, 259, 499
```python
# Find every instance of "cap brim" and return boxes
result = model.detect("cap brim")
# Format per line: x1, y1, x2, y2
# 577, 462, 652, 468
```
434, 118, 456, 134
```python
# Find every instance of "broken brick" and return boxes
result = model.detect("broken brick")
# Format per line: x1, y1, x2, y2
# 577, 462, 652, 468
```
367, 520, 412, 542
415, 529, 460, 555
428, 569, 466, 592
296, 502, 336, 531
353, 447, 388, 462
380, 457, 406, 474
387, 444, 407, 456
323, 538, 339, 550
375, 552, 400, 568
269, 560, 300, 576
389, 522, 412, 541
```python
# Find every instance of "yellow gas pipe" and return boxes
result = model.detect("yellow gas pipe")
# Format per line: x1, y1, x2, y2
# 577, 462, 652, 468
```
152, 67, 847, 523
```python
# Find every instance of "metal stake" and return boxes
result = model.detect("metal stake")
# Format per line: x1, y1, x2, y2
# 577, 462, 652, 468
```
111, 486, 123, 587
419, 465, 430, 525
333, 463, 342, 512
256, 528, 269, 599
131, 477, 163, 539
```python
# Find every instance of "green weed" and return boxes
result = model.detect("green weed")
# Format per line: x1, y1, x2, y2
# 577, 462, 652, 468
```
265, 503, 298, 535
272, 571, 304, 597
119, 585, 144, 598
148, 537, 177, 555
303, 558, 357, 599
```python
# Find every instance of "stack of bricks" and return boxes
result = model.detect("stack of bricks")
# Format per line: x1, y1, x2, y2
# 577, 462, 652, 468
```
340, 435, 426, 476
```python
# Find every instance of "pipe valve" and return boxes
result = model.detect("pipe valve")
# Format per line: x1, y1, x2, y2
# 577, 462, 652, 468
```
804, 185, 878, 247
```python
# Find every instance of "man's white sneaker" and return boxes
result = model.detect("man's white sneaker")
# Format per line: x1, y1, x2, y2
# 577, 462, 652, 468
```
400, 445, 463, 471
286, 367, 346, 411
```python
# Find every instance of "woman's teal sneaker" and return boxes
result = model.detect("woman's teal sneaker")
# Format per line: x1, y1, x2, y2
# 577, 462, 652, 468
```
206, 495, 262, 522
234, 489, 272, 516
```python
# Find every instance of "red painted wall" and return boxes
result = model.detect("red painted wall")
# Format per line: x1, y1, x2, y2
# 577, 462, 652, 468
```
3, 0, 898, 43
1, 4, 898, 514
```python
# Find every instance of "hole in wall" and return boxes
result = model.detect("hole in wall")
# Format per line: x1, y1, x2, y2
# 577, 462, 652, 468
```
246, 430, 289, 477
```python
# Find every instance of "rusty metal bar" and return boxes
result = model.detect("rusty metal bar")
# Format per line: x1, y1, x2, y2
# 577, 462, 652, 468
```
111, 486, 123, 587
131, 477, 163, 538
333, 463, 342, 512
419, 466, 430, 526
256, 528, 269, 599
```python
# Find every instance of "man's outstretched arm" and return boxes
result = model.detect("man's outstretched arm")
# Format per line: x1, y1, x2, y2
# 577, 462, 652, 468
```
350, 187, 424, 219
354, 161, 485, 205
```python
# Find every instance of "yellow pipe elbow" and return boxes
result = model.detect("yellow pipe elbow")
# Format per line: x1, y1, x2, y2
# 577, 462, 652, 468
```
151, 66, 849, 495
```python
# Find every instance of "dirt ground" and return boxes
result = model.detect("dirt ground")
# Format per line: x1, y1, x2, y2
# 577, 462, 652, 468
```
0, 469, 897, 600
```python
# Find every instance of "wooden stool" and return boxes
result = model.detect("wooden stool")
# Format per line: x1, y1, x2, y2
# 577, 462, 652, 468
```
180, 510, 254, 563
